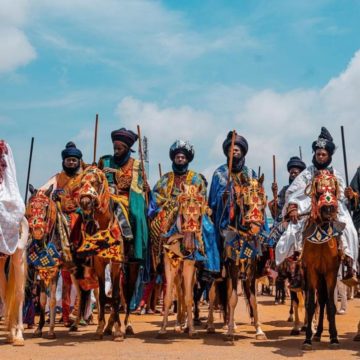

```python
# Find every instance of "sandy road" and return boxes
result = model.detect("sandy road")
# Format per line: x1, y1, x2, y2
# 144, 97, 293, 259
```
1, 295, 360, 360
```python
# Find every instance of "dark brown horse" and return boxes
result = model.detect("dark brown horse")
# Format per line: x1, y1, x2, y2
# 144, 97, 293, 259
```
302, 169, 342, 350
72, 166, 139, 340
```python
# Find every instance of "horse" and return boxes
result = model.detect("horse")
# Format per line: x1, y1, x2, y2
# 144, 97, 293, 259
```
72, 166, 139, 340
0, 217, 28, 346
301, 169, 342, 350
157, 183, 209, 338
207, 174, 268, 342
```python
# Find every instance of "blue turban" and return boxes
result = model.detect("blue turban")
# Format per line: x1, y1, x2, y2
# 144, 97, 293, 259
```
61, 142, 82, 160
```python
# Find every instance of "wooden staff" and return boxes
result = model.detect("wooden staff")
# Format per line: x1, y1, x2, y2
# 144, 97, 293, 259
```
24, 137, 34, 204
273, 154, 278, 216
299, 146, 303, 160
137, 125, 149, 206
341, 125, 349, 187
158, 163, 162, 178
93, 113, 99, 164
258, 166, 261, 179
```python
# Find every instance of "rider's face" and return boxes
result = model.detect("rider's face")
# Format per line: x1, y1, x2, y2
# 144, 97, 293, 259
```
289, 167, 301, 181
315, 149, 330, 164
228, 145, 242, 159
63, 157, 80, 169
113, 141, 129, 157
174, 153, 187, 165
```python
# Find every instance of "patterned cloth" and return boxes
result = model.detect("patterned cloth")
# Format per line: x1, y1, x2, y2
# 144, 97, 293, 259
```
0, 141, 25, 255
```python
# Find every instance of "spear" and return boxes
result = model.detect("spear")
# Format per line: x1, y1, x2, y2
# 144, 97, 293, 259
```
93, 113, 99, 165
24, 137, 34, 204
299, 146, 303, 160
158, 163, 162, 178
341, 126, 349, 187
226, 130, 237, 191
273, 155, 278, 217
137, 125, 149, 206
258, 166, 261, 179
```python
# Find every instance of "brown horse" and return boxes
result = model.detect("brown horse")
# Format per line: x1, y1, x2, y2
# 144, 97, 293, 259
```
158, 183, 209, 338
26, 184, 60, 339
208, 174, 268, 341
301, 169, 342, 350
72, 166, 138, 340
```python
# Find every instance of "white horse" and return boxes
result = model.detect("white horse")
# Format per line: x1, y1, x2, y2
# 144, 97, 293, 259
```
0, 217, 29, 346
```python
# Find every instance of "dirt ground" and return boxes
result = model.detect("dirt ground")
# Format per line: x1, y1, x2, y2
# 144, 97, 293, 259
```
1, 295, 360, 360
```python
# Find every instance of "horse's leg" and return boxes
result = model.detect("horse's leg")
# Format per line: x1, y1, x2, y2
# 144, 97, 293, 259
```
326, 273, 339, 347
354, 320, 360, 341
111, 263, 123, 341
313, 280, 326, 342
0, 258, 6, 306
157, 255, 176, 338
248, 278, 266, 340
94, 259, 106, 340
225, 261, 238, 342
174, 272, 184, 333
123, 262, 140, 335
34, 281, 47, 338
290, 291, 301, 335
69, 273, 81, 332
303, 287, 316, 350
288, 292, 294, 322
206, 280, 216, 333
183, 260, 197, 338
48, 274, 58, 339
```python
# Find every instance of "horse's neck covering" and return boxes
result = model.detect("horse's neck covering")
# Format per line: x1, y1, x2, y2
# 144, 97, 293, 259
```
26, 191, 57, 241
0, 141, 25, 255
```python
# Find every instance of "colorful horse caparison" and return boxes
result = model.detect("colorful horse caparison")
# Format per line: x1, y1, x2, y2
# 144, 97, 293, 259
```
301, 169, 342, 350
0, 217, 28, 346
72, 166, 138, 340
26, 185, 61, 339
158, 183, 208, 338
208, 174, 268, 341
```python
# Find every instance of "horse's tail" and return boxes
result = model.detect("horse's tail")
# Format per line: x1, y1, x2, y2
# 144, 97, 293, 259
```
5, 252, 27, 331
217, 278, 228, 323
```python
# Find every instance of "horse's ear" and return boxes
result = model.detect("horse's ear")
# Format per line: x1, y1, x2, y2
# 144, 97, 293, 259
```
198, 182, 202, 194
29, 184, 36, 195
45, 184, 54, 198
258, 174, 265, 185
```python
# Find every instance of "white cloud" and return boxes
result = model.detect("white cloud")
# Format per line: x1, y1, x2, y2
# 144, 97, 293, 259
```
114, 49, 360, 195
0, 0, 36, 73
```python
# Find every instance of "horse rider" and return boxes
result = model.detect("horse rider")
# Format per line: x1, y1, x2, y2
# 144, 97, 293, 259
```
275, 127, 358, 283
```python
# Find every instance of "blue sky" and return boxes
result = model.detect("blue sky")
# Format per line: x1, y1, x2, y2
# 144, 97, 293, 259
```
1, 0, 360, 198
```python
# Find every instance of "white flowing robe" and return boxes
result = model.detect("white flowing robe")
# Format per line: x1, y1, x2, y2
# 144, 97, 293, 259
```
0, 142, 25, 255
276, 165, 359, 269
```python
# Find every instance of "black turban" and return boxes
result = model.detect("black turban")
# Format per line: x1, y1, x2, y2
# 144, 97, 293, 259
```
111, 128, 138, 148
169, 140, 195, 162
61, 142, 82, 160
312, 127, 336, 155
287, 156, 306, 172
222, 131, 248, 156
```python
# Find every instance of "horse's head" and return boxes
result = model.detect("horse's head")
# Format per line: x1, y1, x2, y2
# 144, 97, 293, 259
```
26, 184, 56, 241
237, 173, 267, 235
78, 166, 110, 216
308, 169, 339, 222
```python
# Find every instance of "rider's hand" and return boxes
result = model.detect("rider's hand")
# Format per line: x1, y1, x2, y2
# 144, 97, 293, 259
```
143, 182, 151, 193
222, 190, 230, 204
271, 182, 278, 198
287, 204, 298, 224
345, 186, 355, 200
102, 167, 116, 174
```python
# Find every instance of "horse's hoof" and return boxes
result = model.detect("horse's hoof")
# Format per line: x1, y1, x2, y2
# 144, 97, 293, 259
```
47, 333, 56, 340
207, 327, 216, 334
189, 331, 199, 339
290, 329, 300, 336
156, 332, 168, 339
354, 334, 360, 342
6, 336, 14, 344
287, 316, 294, 322
313, 335, 321, 342
256, 333, 267, 340
95, 333, 103, 340
329, 339, 339, 349
302, 341, 312, 351
113, 332, 124, 342
69, 325, 78, 332
104, 328, 112, 336
32, 330, 42, 338
301, 326, 307, 332
174, 326, 183, 334
194, 319, 202, 326
125, 326, 135, 336
224, 334, 234, 343
13, 338, 25, 346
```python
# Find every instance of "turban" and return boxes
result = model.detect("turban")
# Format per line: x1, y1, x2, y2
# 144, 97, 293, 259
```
169, 140, 194, 162
287, 156, 306, 172
61, 142, 82, 160
111, 128, 138, 148
312, 127, 336, 156
222, 131, 248, 156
